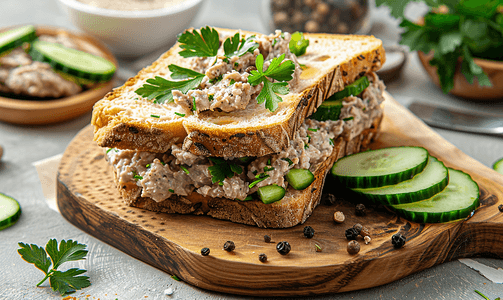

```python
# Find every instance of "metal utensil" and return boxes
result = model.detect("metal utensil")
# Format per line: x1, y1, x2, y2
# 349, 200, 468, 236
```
408, 101, 503, 136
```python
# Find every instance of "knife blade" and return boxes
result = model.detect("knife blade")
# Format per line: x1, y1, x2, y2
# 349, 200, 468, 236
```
408, 101, 503, 136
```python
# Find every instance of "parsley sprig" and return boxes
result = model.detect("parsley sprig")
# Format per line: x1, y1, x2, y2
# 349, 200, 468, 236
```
177, 26, 220, 58
208, 157, 243, 185
248, 53, 296, 112
18, 239, 90, 296
135, 65, 205, 104
376, 0, 501, 93
223, 33, 260, 58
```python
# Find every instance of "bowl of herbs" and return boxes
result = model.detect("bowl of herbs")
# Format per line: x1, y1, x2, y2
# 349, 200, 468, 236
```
377, 0, 503, 101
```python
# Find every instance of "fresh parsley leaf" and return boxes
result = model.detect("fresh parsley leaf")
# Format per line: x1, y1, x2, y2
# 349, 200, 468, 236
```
461, 45, 492, 87
223, 33, 259, 58
249, 174, 270, 188
177, 26, 220, 58
438, 31, 462, 55
208, 157, 243, 184
18, 239, 90, 296
289, 32, 310, 56
248, 54, 295, 112
135, 66, 205, 104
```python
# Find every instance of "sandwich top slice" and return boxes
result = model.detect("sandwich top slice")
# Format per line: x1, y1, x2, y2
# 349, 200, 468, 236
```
91, 27, 385, 157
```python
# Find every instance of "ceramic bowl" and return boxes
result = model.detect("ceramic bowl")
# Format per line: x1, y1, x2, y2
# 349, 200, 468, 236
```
418, 51, 503, 101
56, 0, 204, 58
0, 25, 117, 125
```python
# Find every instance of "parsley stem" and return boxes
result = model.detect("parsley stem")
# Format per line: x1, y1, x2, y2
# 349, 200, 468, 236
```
36, 271, 52, 286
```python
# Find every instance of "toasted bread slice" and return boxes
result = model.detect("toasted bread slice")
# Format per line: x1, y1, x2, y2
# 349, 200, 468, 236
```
92, 28, 384, 157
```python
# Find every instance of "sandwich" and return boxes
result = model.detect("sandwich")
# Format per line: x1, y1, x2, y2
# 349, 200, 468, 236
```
91, 27, 386, 228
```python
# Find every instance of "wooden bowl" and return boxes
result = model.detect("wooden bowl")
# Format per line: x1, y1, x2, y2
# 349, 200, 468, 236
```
0, 25, 117, 125
418, 51, 503, 101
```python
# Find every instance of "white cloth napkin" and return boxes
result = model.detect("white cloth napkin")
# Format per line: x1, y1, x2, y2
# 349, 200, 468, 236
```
33, 154, 62, 213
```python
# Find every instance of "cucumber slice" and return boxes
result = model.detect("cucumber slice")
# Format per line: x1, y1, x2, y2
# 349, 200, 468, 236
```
493, 157, 503, 175
309, 98, 343, 121
352, 156, 449, 205
30, 40, 115, 82
285, 168, 315, 190
0, 193, 21, 230
0, 25, 37, 55
391, 168, 480, 223
257, 184, 286, 204
330, 75, 370, 100
331, 146, 429, 189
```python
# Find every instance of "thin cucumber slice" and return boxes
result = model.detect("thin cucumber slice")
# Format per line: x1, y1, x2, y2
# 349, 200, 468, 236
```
257, 184, 286, 204
352, 156, 449, 205
493, 157, 503, 175
331, 146, 429, 189
285, 168, 315, 190
309, 98, 343, 121
391, 168, 480, 223
0, 193, 21, 230
30, 40, 116, 82
0, 25, 37, 55
330, 75, 370, 100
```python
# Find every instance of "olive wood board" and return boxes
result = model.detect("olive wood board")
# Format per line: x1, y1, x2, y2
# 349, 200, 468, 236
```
57, 93, 503, 297
0, 25, 117, 125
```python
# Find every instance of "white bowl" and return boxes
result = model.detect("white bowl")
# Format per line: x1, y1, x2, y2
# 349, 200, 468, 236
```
56, 0, 205, 58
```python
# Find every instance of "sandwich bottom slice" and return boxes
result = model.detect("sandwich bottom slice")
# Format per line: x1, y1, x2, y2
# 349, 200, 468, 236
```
104, 73, 385, 228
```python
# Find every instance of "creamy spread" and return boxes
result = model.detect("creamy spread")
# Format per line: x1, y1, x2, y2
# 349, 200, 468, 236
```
106, 74, 385, 203
77, 0, 187, 11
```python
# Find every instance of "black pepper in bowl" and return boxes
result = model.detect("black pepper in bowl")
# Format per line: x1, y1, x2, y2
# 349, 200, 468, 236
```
223, 241, 235, 252
276, 241, 291, 255
303, 226, 315, 238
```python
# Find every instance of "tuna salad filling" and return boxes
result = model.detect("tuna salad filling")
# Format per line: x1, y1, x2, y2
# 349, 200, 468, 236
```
106, 73, 385, 203
172, 31, 302, 115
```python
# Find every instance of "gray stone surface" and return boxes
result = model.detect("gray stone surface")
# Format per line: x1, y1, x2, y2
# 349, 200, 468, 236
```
1, 1, 503, 299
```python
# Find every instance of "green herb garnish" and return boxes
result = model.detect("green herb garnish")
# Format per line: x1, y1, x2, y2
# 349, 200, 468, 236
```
17, 239, 90, 296
180, 165, 190, 174
329, 138, 334, 146
343, 116, 354, 121
249, 174, 270, 188
208, 94, 214, 101
223, 33, 259, 58
248, 53, 296, 112
308, 128, 318, 132
192, 97, 197, 111
171, 275, 181, 281
174, 112, 186, 117
177, 26, 220, 58
150, 114, 160, 118
289, 31, 310, 56
169, 189, 174, 193
146, 164, 151, 168
208, 157, 243, 185
264, 166, 275, 172
475, 290, 500, 300
282, 157, 294, 166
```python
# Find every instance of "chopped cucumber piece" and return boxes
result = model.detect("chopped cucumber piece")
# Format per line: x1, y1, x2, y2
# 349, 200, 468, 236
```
391, 168, 480, 223
352, 156, 449, 205
330, 75, 370, 100
0, 193, 21, 230
331, 146, 429, 189
286, 168, 315, 190
0, 25, 37, 55
309, 98, 343, 121
30, 40, 116, 82
257, 184, 286, 204
493, 157, 503, 175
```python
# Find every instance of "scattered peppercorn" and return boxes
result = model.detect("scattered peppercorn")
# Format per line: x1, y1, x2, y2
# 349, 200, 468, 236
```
276, 241, 291, 255
353, 223, 363, 235
264, 235, 272, 243
391, 233, 406, 248
347, 240, 360, 254
223, 241, 235, 252
259, 253, 267, 263
499, 204, 503, 212
345, 227, 359, 240
322, 193, 336, 205
201, 247, 210, 256
360, 226, 371, 238
364, 236, 371, 245
355, 203, 366, 216
303, 226, 315, 238
333, 211, 345, 223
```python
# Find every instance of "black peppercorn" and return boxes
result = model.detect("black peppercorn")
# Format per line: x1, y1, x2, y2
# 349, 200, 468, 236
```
223, 241, 235, 252
259, 253, 267, 262
499, 204, 503, 212
303, 226, 315, 238
355, 203, 366, 216
322, 193, 336, 205
201, 247, 210, 256
353, 223, 363, 235
347, 240, 360, 255
264, 235, 272, 243
276, 241, 291, 255
391, 233, 406, 248
345, 227, 359, 240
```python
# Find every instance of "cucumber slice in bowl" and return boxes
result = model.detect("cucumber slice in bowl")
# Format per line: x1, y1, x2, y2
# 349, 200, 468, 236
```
30, 40, 116, 82
0, 25, 37, 55
0, 193, 21, 230
391, 168, 480, 223
331, 146, 429, 189
352, 156, 449, 206
493, 157, 503, 175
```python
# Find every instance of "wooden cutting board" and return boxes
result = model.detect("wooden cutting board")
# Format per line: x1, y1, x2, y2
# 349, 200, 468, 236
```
57, 93, 503, 297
